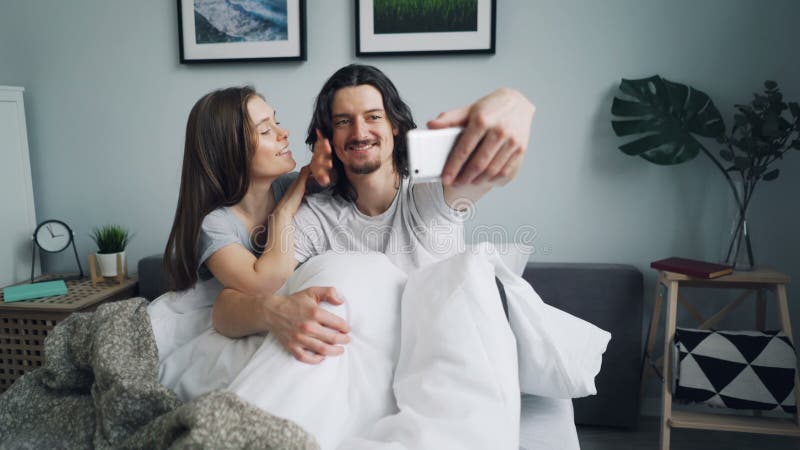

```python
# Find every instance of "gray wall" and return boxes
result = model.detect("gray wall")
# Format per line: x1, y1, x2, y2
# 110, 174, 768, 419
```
2, 0, 799, 414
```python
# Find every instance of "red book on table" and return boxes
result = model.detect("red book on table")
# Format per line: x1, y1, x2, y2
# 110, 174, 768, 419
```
650, 257, 733, 279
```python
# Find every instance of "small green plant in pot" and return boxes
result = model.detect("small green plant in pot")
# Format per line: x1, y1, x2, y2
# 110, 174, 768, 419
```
90, 224, 133, 277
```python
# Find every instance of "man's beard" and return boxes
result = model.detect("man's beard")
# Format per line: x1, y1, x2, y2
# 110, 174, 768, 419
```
342, 138, 386, 175
349, 159, 381, 175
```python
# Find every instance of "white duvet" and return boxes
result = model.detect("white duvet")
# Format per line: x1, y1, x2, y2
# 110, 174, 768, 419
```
148, 245, 610, 450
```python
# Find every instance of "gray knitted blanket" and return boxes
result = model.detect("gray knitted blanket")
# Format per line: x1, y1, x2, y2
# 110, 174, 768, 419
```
0, 298, 318, 449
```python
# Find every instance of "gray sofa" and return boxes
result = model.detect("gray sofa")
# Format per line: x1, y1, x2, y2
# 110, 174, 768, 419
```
137, 256, 642, 428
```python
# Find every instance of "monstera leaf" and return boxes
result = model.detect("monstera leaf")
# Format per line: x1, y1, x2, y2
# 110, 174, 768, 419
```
611, 76, 726, 165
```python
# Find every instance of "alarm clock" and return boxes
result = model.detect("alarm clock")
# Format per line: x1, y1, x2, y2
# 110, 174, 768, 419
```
34, 220, 73, 253
30, 219, 84, 282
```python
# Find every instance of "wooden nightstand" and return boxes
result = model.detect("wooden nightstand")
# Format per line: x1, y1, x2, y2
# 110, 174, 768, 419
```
641, 268, 800, 450
0, 275, 138, 392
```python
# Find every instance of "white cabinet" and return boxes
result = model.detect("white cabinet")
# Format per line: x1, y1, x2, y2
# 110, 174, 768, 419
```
0, 86, 38, 286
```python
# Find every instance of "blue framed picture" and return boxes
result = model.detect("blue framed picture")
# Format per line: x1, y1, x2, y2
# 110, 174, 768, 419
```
178, 0, 306, 63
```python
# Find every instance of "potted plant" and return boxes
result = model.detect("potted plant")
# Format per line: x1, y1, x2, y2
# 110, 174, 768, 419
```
611, 76, 800, 269
90, 224, 133, 277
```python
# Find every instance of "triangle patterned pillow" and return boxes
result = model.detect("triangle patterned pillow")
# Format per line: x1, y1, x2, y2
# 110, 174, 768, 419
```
672, 327, 797, 413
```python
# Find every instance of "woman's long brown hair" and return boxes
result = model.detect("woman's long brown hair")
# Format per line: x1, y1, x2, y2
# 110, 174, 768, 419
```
163, 86, 260, 291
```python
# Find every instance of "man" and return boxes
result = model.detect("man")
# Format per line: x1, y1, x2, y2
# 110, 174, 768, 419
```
214, 64, 535, 363
295, 64, 475, 274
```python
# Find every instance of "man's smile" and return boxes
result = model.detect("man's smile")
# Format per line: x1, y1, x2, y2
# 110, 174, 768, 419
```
346, 139, 378, 153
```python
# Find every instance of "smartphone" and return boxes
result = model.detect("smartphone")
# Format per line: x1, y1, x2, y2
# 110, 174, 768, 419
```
407, 127, 463, 183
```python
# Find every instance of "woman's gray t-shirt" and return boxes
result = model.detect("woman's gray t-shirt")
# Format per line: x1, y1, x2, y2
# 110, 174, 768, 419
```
197, 172, 298, 280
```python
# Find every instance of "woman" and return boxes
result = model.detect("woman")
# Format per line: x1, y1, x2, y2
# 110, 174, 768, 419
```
164, 86, 306, 300
147, 86, 310, 400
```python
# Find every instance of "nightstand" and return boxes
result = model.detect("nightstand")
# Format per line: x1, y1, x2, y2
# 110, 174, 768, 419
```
0, 275, 138, 392
641, 268, 800, 450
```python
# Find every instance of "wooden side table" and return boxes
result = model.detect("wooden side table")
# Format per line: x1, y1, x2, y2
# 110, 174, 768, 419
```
0, 275, 138, 392
641, 268, 800, 449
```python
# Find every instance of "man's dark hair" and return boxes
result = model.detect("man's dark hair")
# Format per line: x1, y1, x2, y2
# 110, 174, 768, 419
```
306, 64, 416, 201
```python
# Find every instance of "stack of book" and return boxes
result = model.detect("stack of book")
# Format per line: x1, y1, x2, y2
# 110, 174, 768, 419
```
650, 257, 733, 279
2, 280, 68, 302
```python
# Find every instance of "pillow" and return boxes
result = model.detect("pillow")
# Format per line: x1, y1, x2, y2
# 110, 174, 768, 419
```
466, 241, 531, 276
498, 252, 610, 397
672, 327, 797, 413
468, 243, 611, 398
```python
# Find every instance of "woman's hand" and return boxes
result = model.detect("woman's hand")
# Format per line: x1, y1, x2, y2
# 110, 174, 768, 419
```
273, 165, 311, 219
262, 165, 309, 276
263, 286, 351, 364
310, 129, 335, 187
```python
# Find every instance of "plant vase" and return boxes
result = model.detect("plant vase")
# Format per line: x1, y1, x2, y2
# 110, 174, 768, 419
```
722, 182, 755, 271
95, 251, 126, 277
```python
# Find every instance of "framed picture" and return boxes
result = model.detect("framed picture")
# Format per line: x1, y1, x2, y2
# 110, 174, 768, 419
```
356, 0, 496, 56
178, 0, 306, 63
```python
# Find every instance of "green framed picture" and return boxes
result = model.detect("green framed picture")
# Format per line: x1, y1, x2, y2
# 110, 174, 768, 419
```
356, 0, 496, 56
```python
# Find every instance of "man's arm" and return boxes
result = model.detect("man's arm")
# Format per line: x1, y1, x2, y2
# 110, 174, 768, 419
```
309, 88, 535, 205
212, 287, 351, 364
428, 88, 535, 206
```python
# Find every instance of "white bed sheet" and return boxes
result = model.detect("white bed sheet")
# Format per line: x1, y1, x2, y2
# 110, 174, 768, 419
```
149, 248, 585, 449
519, 395, 579, 450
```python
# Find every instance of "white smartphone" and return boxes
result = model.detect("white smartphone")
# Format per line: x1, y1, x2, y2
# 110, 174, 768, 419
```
407, 127, 463, 183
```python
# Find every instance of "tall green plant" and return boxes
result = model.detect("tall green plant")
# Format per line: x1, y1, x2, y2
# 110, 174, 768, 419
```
90, 224, 132, 254
611, 76, 800, 267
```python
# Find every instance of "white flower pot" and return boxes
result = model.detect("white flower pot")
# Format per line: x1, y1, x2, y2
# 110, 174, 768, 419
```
96, 251, 125, 277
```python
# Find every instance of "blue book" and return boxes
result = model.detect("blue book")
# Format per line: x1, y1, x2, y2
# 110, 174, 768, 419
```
3, 280, 68, 302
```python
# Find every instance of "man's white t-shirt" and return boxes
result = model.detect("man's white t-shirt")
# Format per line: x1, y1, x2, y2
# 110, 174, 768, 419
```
293, 179, 466, 273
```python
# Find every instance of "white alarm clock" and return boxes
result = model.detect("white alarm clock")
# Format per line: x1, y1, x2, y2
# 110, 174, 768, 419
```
31, 219, 84, 282
34, 220, 73, 253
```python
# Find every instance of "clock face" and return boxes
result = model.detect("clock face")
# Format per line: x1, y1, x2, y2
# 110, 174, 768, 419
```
34, 220, 73, 253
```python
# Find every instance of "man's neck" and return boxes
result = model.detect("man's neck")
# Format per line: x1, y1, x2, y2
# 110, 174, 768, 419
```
349, 166, 400, 217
